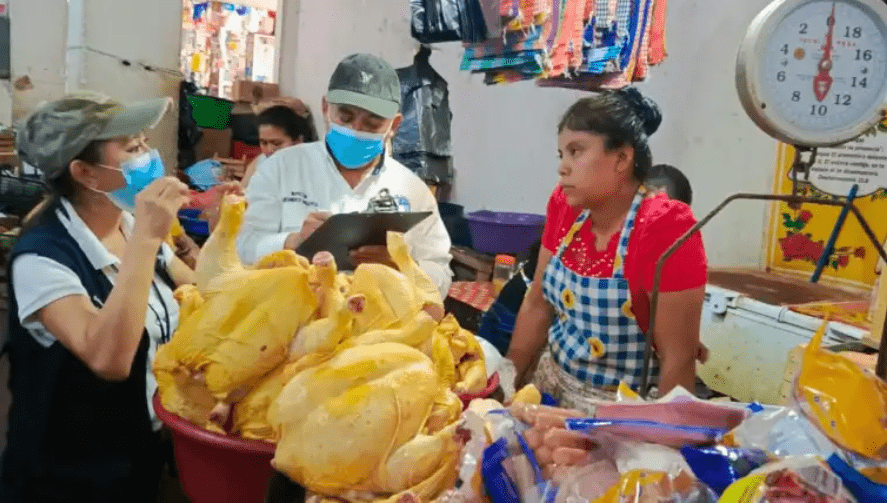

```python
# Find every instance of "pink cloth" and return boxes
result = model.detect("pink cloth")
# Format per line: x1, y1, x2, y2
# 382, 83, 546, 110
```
648, 0, 668, 64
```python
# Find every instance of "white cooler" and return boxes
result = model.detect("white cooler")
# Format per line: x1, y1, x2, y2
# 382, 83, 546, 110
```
696, 268, 869, 405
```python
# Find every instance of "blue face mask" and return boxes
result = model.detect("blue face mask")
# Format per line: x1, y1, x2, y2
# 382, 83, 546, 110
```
103, 149, 166, 212
325, 123, 387, 170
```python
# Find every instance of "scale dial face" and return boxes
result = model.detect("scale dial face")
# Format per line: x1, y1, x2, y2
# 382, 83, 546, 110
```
737, 0, 887, 147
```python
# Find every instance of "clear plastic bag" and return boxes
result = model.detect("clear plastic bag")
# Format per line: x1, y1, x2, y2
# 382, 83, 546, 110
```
566, 418, 728, 449
481, 410, 547, 503
719, 456, 855, 503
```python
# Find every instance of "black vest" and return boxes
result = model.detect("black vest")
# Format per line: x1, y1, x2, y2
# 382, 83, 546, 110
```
0, 202, 170, 502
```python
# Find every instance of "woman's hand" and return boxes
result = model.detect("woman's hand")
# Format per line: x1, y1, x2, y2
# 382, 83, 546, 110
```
132, 177, 190, 244
173, 233, 200, 269
205, 182, 245, 232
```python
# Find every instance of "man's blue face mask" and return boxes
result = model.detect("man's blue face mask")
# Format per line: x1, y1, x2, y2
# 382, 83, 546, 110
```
97, 149, 166, 212
325, 123, 388, 170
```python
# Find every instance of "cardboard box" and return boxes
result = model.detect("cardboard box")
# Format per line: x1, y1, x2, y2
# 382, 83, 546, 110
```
232, 79, 279, 103
195, 127, 232, 162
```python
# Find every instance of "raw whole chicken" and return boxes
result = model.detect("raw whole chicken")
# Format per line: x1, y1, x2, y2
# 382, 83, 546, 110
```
270, 343, 460, 502
154, 196, 319, 431
155, 196, 491, 502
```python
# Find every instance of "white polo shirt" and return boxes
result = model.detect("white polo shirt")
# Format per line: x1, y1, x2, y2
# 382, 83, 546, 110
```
11, 198, 180, 431
236, 141, 453, 296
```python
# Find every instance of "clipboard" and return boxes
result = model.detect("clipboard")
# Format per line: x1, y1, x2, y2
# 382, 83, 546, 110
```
296, 211, 432, 270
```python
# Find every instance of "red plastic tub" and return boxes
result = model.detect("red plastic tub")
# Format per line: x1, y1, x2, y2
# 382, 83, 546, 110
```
465, 211, 545, 256
153, 395, 276, 503
458, 372, 500, 409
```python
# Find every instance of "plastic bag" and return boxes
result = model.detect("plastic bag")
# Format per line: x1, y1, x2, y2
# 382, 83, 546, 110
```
482, 410, 547, 503
439, 410, 493, 503
723, 404, 838, 459
719, 456, 855, 503
410, 0, 488, 44
594, 398, 747, 433
795, 320, 887, 459
566, 418, 728, 448
827, 454, 887, 503
681, 445, 770, 495
393, 47, 454, 185
590, 469, 718, 503
184, 158, 223, 190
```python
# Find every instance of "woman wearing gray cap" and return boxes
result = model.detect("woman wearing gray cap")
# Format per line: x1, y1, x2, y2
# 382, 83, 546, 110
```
0, 93, 194, 501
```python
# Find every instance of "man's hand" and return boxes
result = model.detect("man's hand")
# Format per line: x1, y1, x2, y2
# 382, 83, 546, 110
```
284, 212, 332, 251
349, 245, 396, 268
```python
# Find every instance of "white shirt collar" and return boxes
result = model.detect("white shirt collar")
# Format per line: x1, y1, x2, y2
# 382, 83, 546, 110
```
56, 198, 134, 270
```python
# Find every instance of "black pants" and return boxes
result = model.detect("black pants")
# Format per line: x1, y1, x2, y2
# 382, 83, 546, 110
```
0, 429, 169, 503
265, 470, 306, 503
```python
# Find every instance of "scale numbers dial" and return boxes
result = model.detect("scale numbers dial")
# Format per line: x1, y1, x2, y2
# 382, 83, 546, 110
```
737, 0, 887, 147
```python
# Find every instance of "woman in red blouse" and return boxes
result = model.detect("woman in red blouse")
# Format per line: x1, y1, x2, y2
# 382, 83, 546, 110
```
508, 89, 707, 411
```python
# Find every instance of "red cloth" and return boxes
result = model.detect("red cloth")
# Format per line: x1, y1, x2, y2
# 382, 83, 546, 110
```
541, 187, 707, 332
447, 282, 497, 312
232, 141, 262, 164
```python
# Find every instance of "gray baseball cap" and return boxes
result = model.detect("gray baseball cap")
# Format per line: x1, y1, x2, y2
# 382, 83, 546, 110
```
17, 91, 172, 180
327, 54, 401, 119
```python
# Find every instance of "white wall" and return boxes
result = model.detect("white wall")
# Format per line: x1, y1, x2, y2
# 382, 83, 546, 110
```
2, 0, 180, 170
7, 0, 68, 123
68, 0, 181, 170
281, 0, 782, 267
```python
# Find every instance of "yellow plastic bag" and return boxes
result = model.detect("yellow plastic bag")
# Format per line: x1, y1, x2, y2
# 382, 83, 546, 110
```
592, 470, 706, 503
795, 319, 887, 459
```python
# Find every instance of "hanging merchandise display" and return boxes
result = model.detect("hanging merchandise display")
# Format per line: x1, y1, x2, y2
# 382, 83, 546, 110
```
393, 46, 455, 186
181, 0, 277, 99
453, 0, 668, 90
411, 0, 491, 44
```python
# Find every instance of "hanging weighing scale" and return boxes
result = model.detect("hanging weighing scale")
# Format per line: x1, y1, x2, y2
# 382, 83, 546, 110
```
640, 0, 887, 397
737, 0, 887, 150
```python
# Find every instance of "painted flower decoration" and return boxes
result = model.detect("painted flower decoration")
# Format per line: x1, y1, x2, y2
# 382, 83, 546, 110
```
621, 299, 635, 319
799, 210, 813, 223
854, 247, 866, 259
561, 288, 576, 309
588, 337, 606, 359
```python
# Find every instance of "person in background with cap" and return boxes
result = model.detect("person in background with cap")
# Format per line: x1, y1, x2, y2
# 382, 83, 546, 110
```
236, 53, 453, 296
0, 93, 193, 502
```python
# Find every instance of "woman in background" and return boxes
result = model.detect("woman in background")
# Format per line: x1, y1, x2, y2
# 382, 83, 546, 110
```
241, 105, 318, 188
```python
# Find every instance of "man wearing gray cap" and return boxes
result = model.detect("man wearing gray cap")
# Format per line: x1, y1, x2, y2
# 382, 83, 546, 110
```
237, 53, 452, 296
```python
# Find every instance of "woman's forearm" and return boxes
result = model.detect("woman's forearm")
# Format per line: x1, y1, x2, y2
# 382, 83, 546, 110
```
508, 290, 553, 385
85, 235, 163, 379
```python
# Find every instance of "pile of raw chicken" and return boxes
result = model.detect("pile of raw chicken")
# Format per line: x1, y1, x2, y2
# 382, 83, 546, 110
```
154, 196, 489, 502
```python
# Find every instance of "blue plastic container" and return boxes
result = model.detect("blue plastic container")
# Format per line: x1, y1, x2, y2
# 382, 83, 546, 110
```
465, 210, 545, 256
178, 209, 202, 219
180, 217, 209, 237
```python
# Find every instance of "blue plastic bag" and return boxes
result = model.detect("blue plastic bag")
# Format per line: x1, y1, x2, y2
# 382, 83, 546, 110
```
184, 159, 222, 191
681, 445, 769, 494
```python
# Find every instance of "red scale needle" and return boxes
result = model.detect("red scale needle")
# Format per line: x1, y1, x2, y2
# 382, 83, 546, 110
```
813, 3, 836, 102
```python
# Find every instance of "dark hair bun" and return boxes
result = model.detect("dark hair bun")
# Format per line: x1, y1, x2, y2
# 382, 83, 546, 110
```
617, 87, 662, 136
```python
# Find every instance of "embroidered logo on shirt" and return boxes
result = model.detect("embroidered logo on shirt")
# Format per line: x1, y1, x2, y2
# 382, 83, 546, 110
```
283, 191, 319, 208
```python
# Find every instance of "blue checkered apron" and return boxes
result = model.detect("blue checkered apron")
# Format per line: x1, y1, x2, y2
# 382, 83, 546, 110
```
532, 189, 657, 411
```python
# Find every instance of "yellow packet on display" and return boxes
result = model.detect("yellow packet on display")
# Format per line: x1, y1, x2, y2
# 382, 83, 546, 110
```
796, 319, 887, 459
